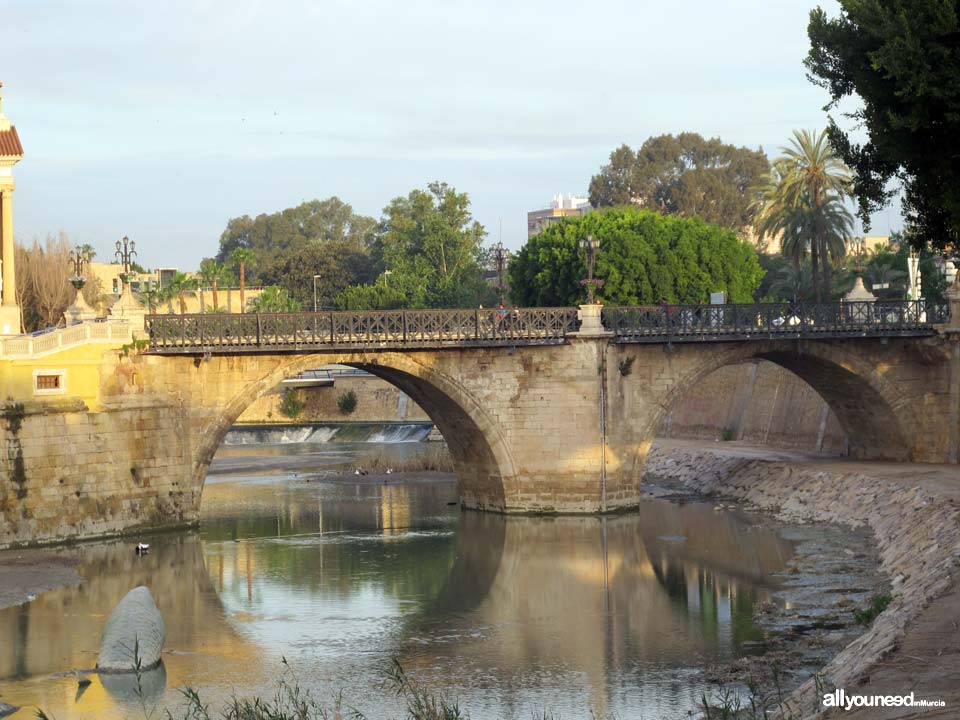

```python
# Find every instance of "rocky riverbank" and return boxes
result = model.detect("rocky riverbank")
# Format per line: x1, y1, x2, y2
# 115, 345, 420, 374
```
644, 442, 960, 718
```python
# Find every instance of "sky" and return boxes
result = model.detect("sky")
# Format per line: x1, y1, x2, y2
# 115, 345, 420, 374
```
1, 0, 889, 270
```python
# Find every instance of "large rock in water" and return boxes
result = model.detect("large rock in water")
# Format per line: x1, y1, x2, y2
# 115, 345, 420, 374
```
97, 586, 165, 672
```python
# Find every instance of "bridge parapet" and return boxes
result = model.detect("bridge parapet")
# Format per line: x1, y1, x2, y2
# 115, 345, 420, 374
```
144, 301, 947, 354
145, 307, 580, 353
0, 318, 132, 359
604, 300, 948, 343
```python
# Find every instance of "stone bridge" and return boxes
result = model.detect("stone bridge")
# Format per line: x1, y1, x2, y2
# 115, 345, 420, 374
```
2, 300, 958, 547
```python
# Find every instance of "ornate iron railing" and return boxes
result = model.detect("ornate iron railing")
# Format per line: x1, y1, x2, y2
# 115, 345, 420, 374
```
144, 301, 948, 354
145, 307, 580, 353
603, 300, 948, 343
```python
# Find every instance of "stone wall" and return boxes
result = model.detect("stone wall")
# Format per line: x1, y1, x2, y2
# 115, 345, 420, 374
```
659, 360, 848, 454
643, 444, 960, 717
236, 375, 430, 424
0, 397, 196, 550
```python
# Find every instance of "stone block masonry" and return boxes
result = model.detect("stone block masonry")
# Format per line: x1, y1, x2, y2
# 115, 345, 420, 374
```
1, 328, 956, 548
0, 398, 197, 549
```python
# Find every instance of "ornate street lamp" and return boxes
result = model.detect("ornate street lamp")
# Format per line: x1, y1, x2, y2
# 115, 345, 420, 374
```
850, 236, 866, 275
68, 245, 89, 290
115, 235, 138, 284
579, 235, 603, 304
492, 241, 508, 306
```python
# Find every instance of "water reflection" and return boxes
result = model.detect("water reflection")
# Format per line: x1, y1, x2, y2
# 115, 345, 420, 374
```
0, 443, 796, 720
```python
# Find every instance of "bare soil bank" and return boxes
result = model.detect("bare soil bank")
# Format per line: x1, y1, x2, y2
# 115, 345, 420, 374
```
646, 440, 960, 719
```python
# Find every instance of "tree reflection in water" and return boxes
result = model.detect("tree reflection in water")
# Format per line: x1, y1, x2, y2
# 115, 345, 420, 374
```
0, 462, 796, 720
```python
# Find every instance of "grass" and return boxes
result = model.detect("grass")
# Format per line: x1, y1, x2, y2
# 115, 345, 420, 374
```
854, 593, 892, 626
360, 445, 455, 474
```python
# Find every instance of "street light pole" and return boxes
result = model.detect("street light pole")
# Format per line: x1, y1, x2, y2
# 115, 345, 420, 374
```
578, 235, 603, 304
313, 274, 322, 313
115, 235, 137, 288
492, 241, 507, 306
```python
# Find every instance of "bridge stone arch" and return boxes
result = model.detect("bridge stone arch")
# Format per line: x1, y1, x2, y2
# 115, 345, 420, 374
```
188, 351, 521, 512
606, 336, 952, 490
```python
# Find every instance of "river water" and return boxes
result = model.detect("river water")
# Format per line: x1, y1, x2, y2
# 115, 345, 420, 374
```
1, 431, 804, 719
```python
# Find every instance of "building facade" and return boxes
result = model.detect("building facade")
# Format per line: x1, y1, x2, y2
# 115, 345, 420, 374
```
527, 194, 591, 238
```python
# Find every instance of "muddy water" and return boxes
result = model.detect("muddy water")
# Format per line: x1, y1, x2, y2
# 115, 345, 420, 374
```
0, 440, 830, 719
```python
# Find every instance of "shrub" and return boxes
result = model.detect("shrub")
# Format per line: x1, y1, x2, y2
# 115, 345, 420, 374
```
337, 390, 358, 415
278, 389, 305, 419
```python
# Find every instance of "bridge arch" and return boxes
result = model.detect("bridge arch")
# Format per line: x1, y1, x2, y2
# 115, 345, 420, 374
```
644, 339, 919, 461
191, 352, 520, 512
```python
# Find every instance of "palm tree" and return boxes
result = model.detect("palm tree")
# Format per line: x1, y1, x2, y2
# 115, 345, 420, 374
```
141, 285, 164, 314
768, 262, 816, 303
167, 272, 197, 315
754, 130, 852, 301
230, 248, 255, 313
864, 251, 909, 298
247, 285, 301, 313
198, 260, 226, 312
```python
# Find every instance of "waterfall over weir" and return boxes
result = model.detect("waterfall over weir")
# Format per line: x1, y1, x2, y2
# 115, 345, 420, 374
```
223, 422, 435, 446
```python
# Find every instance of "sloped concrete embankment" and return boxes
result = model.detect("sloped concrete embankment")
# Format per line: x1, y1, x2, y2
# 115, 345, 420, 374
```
643, 445, 960, 718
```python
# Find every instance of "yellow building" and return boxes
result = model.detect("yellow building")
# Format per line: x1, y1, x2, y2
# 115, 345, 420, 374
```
86, 261, 263, 314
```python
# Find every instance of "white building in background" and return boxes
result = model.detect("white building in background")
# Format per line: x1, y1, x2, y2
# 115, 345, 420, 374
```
527, 193, 592, 238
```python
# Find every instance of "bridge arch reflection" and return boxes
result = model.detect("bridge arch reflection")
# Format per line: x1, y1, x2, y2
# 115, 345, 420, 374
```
195, 351, 519, 511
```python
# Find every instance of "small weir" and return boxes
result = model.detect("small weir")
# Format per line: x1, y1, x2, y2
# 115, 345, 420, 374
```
223, 422, 435, 445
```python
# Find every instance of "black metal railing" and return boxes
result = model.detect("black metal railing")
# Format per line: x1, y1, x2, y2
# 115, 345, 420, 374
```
145, 307, 581, 353
603, 300, 948, 342
144, 301, 948, 354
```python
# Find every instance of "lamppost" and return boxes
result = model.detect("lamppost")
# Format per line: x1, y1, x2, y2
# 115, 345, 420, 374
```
64, 245, 95, 325
115, 235, 137, 288
383, 269, 393, 287
492, 241, 508, 306
313, 274, 322, 313
579, 235, 603, 304
850, 236, 866, 275
68, 245, 89, 290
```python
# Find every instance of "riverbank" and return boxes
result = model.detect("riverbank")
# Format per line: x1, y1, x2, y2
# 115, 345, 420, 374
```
645, 440, 960, 718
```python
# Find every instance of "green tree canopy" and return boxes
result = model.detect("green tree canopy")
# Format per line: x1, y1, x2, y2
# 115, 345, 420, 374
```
215, 197, 377, 278
247, 286, 301, 313
588, 133, 770, 231
508, 207, 764, 307
257, 241, 376, 309
341, 182, 494, 309
806, 1, 960, 250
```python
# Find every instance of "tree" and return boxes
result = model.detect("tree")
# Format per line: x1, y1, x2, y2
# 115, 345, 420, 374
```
215, 197, 377, 275
806, 2, 960, 251
14, 233, 105, 332
230, 247, 255, 312
247, 286, 301, 313
753, 130, 853, 301
508, 207, 763, 307
166, 272, 197, 315
343, 182, 494, 309
257, 241, 376, 309
198, 260, 227, 312
767, 261, 817, 303
588, 133, 770, 231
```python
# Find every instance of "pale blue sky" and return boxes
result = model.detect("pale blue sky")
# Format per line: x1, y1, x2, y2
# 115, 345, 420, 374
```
2, 0, 886, 269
